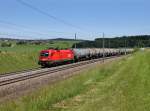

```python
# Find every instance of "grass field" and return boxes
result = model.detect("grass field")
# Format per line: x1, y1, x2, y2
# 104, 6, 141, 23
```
0, 50, 149, 111
0, 40, 76, 74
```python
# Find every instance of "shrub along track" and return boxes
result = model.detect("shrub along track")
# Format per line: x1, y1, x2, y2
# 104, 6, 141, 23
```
0, 55, 128, 102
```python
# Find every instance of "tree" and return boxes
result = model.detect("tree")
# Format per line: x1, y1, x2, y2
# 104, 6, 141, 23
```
72, 35, 150, 48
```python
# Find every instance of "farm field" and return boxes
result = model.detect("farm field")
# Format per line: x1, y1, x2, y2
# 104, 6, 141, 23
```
0, 50, 149, 111
0, 40, 77, 74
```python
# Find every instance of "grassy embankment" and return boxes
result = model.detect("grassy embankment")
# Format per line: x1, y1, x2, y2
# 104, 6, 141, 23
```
0, 41, 76, 74
0, 50, 150, 111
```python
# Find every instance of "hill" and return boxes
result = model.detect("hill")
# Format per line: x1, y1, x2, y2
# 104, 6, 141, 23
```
0, 37, 84, 42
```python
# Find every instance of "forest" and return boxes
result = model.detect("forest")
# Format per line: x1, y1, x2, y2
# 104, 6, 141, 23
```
73, 35, 150, 48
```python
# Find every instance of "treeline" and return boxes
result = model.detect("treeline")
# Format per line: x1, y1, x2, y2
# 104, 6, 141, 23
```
0, 38, 83, 47
72, 35, 150, 48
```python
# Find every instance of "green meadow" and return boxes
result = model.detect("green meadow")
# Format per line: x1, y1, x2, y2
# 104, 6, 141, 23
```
0, 40, 76, 74
0, 50, 150, 111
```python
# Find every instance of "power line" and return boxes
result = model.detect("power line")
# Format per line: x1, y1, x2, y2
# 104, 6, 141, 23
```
0, 21, 49, 36
0, 31, 78, 40
16, 0, 82, 30
0, 32, 36, 39
0, 20, 50, 36
0, 20, 76, 37
0, 19, 92, 39
0, 20, 28, 29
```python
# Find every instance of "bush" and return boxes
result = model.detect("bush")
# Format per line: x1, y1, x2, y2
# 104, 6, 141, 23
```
16, 41, 27, 45
33, 41, 42, 45
1, 42, 12, 47
49, 41, 54, 44
134, 47, 140, 52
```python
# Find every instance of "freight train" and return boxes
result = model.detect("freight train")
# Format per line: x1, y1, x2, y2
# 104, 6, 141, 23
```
38, 48, 133, 67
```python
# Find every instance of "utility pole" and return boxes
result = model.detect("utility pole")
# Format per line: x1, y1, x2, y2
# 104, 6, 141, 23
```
109, 39, 110, 48
74, 33, 77, 48
102, 33, 105, 62
125, 39, 127, 55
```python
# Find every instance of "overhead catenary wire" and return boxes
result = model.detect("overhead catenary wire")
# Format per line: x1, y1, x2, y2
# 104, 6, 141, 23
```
15, 0, 83, 31
0, 20, 81, 39
0, 20, 29, 29
0, 31, 77, 40
0, 0, 91, 39
0, 19, 93, 40
0, 32, 37, 39
0, 20, 76, 36
0, 25, 51, 37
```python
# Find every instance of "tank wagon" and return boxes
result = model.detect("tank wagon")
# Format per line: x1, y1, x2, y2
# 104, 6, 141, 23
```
38, 48, 133, 67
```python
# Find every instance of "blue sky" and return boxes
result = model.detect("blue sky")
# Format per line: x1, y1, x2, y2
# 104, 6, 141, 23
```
0, 0, 149, 40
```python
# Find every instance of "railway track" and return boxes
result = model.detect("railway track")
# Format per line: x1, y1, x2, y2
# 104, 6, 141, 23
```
0, 55, 121, 87
0, 67, 41, 78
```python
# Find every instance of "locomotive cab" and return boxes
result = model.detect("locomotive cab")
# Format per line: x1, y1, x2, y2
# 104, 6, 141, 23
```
38, 50, 52, 67
38, 49, 74, 67
40, 52, 49, 57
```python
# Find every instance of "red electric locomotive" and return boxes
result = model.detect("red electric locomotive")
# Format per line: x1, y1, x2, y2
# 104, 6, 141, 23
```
39, 48, 134, 67
38, 49, 74, 67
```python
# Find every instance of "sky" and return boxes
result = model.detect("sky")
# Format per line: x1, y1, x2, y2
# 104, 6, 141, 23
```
0, 0, 149, 40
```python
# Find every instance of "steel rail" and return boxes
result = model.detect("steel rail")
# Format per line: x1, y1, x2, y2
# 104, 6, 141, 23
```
0, 55, 121, 87
0, 67, 41, 78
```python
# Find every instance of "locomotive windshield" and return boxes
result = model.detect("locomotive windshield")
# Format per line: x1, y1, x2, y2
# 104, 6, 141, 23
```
40, 52, 49, 57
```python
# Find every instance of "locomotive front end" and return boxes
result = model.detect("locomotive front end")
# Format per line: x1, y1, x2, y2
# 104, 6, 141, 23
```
38, 50, 52, 67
